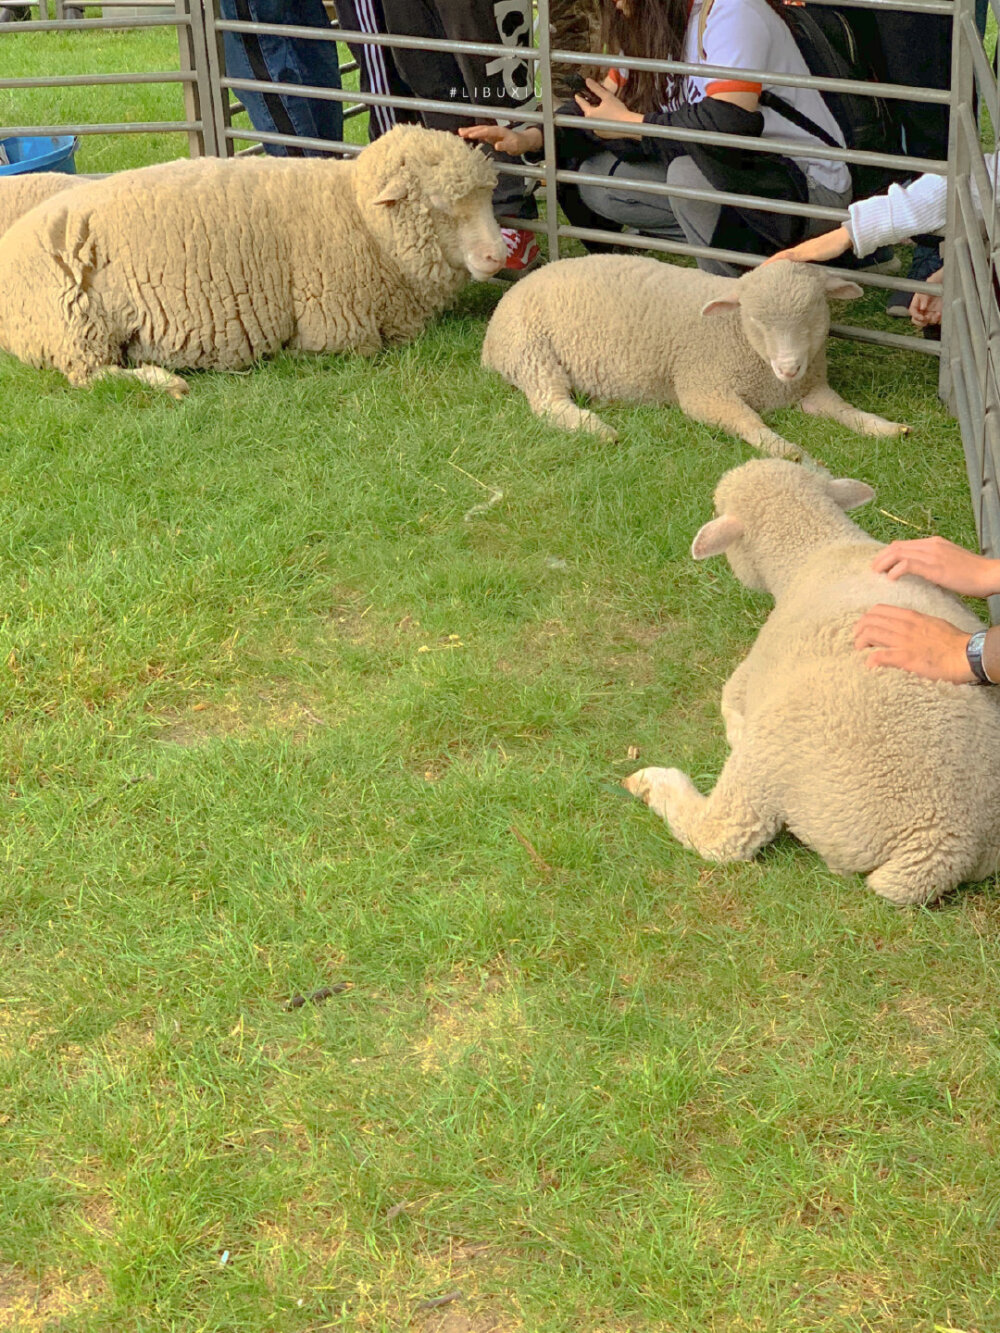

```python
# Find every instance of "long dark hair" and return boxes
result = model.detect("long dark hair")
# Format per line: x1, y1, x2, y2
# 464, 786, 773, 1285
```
599, 0, 793, 113
599, 0, 695, 112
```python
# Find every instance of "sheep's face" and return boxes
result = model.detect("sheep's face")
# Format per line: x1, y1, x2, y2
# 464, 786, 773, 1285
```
360, 126, 504, 283
430, 186, 507, 281
701, 261, 863, 386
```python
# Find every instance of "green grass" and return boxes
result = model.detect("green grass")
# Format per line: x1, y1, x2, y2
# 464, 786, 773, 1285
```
1, 20, 999, 1333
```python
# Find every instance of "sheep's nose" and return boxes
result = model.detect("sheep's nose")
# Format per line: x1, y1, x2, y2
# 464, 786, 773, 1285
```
468, 248, 504, 277
772, 358, 804, 382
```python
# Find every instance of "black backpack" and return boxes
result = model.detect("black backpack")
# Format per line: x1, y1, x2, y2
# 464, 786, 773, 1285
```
760, 3, 899, 198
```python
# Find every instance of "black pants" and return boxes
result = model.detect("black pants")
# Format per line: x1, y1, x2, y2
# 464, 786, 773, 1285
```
380, 0, 535, 215
332, 0, 418, 140
870, 11, 952, 247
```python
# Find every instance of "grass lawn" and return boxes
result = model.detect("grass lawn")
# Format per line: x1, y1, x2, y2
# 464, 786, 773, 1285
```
1, 17, 999, 1333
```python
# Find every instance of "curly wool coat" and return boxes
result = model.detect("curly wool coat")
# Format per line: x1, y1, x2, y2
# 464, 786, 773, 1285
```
626, 461, 1000, 906
0, 125, 500, 389
482, 255, 908, 459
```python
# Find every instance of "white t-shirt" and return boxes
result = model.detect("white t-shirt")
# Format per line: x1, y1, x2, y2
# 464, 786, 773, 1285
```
672, 0, 850, 196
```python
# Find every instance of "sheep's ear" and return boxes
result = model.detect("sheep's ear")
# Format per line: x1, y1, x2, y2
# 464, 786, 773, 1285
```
826, 477, 875, 510
691, 514, 744, 559
700, 292, 741, 317
824, 276, 864, 302
372, 173, 409, 206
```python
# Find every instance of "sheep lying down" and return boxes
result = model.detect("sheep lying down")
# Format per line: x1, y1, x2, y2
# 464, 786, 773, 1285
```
626, 461, 1000, 906
0, 125, 504, 396
483, 256, 908, 460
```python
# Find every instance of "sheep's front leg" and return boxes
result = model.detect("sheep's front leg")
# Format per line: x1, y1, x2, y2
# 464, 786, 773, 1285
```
95, 364, 189, 399
799, 383, 909, 437
624, 755, 780, 863
677, 389, 805, 462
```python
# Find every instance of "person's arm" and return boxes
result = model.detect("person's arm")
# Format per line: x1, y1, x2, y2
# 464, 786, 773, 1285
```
844, 173, 948, 257
853, 539, 1000, 683
853, 609, 1000, 684
870, 537, 1000, 597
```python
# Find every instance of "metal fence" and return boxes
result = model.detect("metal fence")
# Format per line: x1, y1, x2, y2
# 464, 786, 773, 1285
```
2, 0, 999, 579
943, 0, 1000, 617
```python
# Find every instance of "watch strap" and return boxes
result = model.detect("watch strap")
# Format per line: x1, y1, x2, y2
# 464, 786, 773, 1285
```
967, 630, 991, 684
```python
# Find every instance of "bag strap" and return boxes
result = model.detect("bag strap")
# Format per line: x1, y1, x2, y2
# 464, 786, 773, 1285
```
758, 88, 840, 149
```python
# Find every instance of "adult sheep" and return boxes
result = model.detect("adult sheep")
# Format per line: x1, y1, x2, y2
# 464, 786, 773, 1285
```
0, 125, 504, 396
482, 255, 909, 460
625, 460, 1000, 906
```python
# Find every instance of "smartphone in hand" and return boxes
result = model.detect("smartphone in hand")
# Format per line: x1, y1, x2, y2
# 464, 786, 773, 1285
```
565, 72, 602, 105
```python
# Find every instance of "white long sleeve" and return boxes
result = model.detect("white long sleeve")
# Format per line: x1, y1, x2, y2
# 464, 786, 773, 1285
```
844, 174, 948, 256
844, 158, 996, 257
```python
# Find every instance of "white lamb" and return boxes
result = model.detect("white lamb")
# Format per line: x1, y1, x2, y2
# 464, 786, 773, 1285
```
625, 460, 1000, 906
482, 255, 909, 460
0, 125, 504, 396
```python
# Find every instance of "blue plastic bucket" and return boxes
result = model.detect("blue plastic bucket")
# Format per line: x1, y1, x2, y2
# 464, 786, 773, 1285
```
0, 135, 79, 176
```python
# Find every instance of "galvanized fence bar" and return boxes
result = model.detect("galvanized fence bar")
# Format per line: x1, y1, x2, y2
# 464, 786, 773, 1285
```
0, 1, 208, 155
941, 0, 1000, 614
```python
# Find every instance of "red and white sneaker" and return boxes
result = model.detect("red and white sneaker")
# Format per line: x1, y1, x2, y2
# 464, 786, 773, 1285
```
499, 226, 541, 277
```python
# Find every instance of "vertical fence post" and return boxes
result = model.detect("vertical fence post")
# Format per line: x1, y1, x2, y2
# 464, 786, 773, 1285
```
940, 0, 968, 409
198, 0, 234, 158
535, 0, 561, 265
177, 0, 226, 157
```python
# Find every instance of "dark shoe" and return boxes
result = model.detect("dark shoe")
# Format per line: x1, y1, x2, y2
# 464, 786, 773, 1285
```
0, 5, 32, 20
887, 242, 943, 317
837, 244, 900, 275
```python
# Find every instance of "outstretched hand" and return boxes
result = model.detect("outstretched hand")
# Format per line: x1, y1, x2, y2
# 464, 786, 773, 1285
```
458, 123, 543, 156
761, 226, 853, 267
871, 536, 1000, 598
854, 604, 975, 683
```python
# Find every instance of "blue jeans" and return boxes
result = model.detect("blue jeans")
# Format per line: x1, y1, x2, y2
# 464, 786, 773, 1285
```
220, 0, 343, 155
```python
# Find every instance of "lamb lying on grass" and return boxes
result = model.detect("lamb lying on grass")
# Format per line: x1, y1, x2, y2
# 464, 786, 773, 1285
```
482, 256, 909, 460
625, 460, 1000, 906
0, 126, 504, 396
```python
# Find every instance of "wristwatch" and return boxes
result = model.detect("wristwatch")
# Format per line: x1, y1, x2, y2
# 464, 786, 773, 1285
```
966, 631, 995, 684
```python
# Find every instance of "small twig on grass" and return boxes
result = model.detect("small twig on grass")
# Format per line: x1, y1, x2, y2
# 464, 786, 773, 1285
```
877, 507, 922, 530
283, 983, 351, 1011
510, 825, 553, 874
414, 1291, 462, 1312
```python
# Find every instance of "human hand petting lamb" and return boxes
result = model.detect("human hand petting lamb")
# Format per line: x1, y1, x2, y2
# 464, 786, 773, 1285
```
0, 126, 505, 396
482, 256, 909, 459
625, 461, 1000, 906
854, 537, 1000, 683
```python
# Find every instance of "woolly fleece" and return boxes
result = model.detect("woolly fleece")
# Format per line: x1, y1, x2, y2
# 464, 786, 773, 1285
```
482, 255, 908, 458
0, 171, 87, 239
0, 125, 500, 389
626, 460, 1000, 906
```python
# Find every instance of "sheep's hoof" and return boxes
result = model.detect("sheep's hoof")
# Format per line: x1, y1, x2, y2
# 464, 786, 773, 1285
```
624, 765, 685, 813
